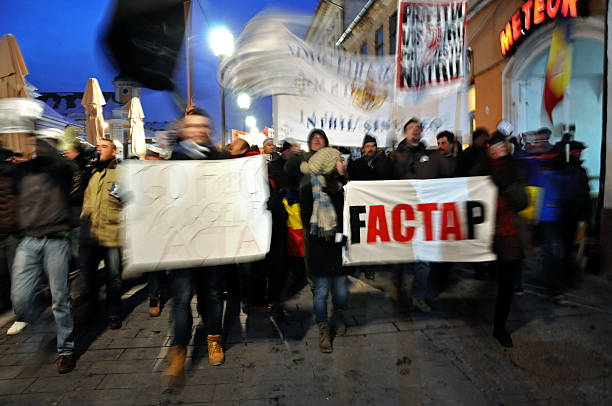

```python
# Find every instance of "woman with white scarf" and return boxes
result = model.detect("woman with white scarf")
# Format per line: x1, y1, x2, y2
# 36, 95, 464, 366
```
299, 142, 348, 353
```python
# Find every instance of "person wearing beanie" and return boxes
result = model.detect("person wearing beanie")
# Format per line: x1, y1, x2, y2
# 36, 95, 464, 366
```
284, 129, 329, 188
347, 134, 382, 181
299, 147, 347, 353
470, 132, 528, 348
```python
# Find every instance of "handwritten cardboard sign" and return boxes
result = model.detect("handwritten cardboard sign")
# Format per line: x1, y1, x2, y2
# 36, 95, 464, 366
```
121, 156, 272, 273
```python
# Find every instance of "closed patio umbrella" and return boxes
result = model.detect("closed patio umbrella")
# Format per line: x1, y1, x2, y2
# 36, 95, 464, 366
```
81, 78, 106, 146
0, 34, 33, 155
128, 97, 146, 159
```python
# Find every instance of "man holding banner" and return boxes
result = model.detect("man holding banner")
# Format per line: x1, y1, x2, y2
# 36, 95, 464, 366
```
166, 108, 227, 378
389, 118, 443, 313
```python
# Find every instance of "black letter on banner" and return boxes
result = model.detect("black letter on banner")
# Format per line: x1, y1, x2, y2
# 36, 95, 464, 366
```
466, 201, 485, 239
349, 206, 366, 244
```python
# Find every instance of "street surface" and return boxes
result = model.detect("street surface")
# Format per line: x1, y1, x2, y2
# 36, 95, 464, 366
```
0, 267, 611, 405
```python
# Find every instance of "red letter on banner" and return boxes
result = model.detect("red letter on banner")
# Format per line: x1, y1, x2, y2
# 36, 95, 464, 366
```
534, 0, 545, 24
440, 202, 464, 241
511, 12, 522, 41
367, 205, 390, 243
392, 204, 415, 243
417, 203, 438, 241
546, 0, 561, 19
561, 0, 578, 17
522, 0, 533, 30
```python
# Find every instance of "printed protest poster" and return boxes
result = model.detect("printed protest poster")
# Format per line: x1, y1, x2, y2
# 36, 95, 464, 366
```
121, 156, 272, 273
394, 0, 470, 147
343, 176, 497, 265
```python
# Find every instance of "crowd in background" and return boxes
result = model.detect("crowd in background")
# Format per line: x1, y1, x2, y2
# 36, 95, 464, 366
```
0, 108, 592, 378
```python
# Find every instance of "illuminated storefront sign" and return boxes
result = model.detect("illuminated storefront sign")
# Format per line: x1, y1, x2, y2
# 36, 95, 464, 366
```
499, 0, 582, 57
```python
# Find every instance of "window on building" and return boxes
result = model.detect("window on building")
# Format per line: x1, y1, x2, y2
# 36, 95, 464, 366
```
389, 12, 397, 55
361, 42, 367, 55
375, 27, 384, 56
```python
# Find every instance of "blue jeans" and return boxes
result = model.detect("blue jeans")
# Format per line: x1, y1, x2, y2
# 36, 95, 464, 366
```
312, 276, 348, 323
11, 236, 74, 355
171, 267, 224, 347
391, 262, 430, 299
80, 244, 123, 319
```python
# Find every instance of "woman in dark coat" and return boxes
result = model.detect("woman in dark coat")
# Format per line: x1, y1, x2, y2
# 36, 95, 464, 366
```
471, 132, 528, 347
299, 145, 347, 353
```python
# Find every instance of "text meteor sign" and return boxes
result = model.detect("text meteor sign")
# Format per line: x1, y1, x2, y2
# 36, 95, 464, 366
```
499, 0, 582, 57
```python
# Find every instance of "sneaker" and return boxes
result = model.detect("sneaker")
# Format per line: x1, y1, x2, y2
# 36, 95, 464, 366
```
149, 299, 161, 317
207, 335, 225, 366
412, 298, 431, 313
493, 329, 513, 348
7, 321, 28, 336
109, 318, 122, 330
57, 354, 76, 374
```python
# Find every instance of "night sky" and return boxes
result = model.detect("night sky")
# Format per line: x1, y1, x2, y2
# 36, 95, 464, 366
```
0, 0, 319, 142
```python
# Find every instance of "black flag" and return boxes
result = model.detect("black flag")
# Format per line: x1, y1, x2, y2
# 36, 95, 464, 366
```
102, 0, 185, 91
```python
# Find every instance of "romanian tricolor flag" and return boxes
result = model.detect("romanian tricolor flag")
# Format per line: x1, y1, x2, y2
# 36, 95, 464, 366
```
542, 23, 573, 123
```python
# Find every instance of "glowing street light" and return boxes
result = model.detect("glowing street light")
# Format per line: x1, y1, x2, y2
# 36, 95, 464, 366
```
245, 115, 256, 129
237, 93, 251, 110
209, 26, 234, 146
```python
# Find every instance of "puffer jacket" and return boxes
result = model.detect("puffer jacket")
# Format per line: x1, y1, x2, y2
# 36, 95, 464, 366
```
80, 158, 122, 247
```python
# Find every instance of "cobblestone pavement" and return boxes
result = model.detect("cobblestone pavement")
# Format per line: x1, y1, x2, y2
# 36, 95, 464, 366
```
0, 267, 611, 405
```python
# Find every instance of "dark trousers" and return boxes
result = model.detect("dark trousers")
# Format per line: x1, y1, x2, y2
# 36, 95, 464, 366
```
80, 244, 122, 319
171, 266, 224, 347
537, 222, 565, 294
0, 234, 18, 310
494, 260, 518, 332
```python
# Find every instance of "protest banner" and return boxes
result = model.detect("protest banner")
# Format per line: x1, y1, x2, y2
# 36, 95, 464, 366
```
121, 156, 272, 273
343, 176, 497, 265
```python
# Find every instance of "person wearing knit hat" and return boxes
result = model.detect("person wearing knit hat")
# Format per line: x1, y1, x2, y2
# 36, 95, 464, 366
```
299, 146, 348, 353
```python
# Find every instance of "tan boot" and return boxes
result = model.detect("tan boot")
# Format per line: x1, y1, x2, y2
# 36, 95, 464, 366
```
149, 299, 161, 317
207, 335, 225, 366
318, 322, 332, 353
391, 286, 401, 306
165, 345, 186, 377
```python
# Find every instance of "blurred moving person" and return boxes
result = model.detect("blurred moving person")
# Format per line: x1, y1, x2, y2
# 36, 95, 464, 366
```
10, 133, 77, 373
470, 132, 528, 347
79, 138, 124, 330
166, 109, 227, 380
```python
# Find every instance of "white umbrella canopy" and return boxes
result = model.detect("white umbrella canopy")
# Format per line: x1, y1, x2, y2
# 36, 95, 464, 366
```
81, 78, 106, 146
128, 97, 146, 159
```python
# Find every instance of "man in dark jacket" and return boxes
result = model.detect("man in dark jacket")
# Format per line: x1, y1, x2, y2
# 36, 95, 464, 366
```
10, 136, 77, 373
0, 148, 18, 314
390, 118, 442, 313
459, 128, 489, 175
347, 134, 381, 181
166, 109, 227, 380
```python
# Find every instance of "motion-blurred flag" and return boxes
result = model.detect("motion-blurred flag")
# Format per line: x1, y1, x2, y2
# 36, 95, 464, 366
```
542, 23, 573, 123
103, 0, 185, 91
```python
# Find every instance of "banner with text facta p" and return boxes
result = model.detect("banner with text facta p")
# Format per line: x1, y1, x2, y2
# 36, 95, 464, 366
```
121, 156, 272, 273
343, 176, 497, 265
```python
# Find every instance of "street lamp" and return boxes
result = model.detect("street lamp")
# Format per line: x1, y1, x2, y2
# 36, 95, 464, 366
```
237, 93, 251, 131
209, 27, 234, 146
245, 115, 256, 130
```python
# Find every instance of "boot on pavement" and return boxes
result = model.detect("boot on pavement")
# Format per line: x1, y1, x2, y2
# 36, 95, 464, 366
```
165, 345, 186, 377
390, 286, 401, 306
318, 322, 332, 353
331, 311, 347, 337
207, 335, 225, 366
149, 299, 161, 317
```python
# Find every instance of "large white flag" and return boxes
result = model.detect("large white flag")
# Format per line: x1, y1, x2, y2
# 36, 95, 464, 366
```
343, 176, 497, 265
121, 156, 272, 273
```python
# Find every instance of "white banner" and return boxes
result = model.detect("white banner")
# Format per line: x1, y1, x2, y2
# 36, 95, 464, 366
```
121, 156, 272, 272
343, 176, 497, 265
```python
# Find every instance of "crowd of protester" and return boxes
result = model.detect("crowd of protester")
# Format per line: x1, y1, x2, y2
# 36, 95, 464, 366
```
0, 108, 592, 377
